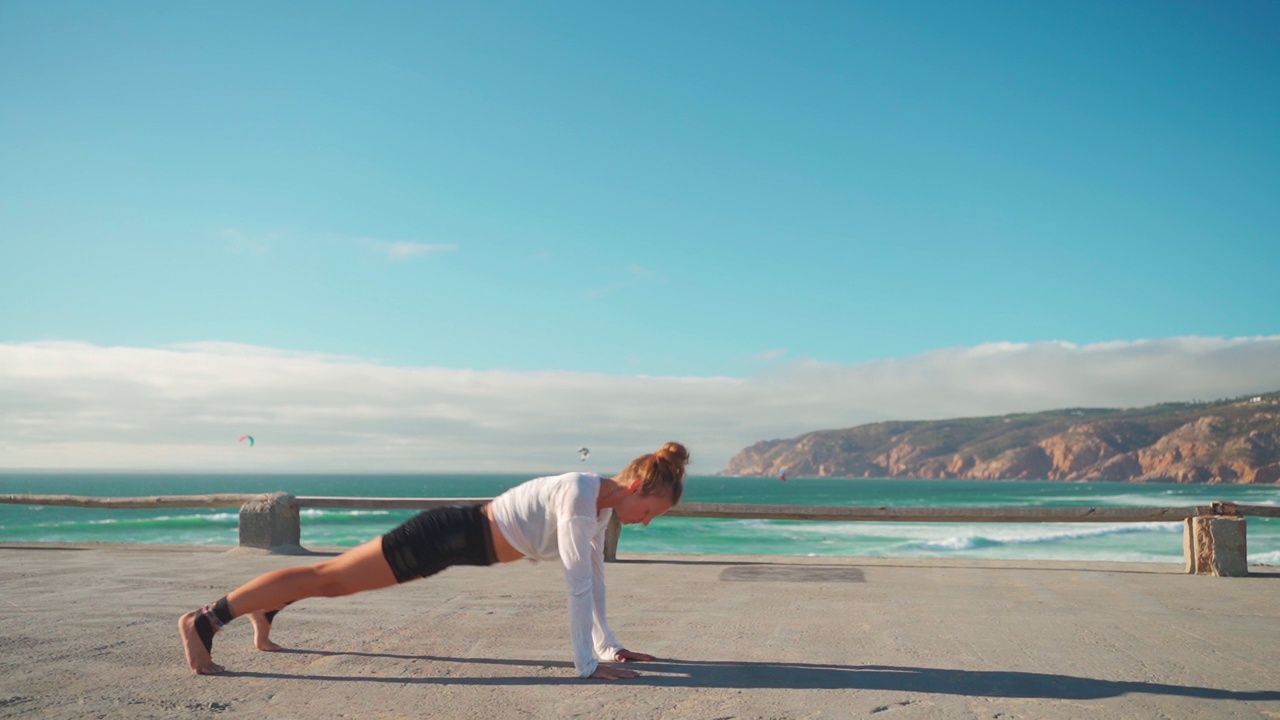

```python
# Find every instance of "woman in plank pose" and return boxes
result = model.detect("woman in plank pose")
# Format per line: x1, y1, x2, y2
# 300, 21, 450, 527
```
179, 442, 688, 680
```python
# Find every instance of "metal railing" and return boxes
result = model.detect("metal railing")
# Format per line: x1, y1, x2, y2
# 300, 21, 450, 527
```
3, 493, 1275, 575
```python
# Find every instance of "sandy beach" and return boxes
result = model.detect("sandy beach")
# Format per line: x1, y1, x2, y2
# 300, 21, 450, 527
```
1, 543, 1277, 719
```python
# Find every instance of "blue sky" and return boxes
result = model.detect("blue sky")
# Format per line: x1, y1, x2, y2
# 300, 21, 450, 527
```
2, 2, 1278, 471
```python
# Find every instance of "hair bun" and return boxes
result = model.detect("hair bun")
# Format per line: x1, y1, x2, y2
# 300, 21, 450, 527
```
655, 442, 690, 467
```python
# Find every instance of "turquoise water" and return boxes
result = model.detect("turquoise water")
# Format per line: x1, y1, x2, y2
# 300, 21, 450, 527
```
1, 473, 1277, 565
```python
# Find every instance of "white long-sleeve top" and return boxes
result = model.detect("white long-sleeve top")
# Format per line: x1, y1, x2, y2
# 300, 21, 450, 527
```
489, 472, 623, 677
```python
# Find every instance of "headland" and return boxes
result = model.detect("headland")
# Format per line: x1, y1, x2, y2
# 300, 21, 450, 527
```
725, 391, 1280, 483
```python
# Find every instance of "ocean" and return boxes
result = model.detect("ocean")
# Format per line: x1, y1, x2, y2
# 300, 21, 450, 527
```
2, 472, 1278, 565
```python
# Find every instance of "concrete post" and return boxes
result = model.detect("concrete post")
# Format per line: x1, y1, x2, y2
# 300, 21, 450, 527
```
603, 512, 623, 562
1183, 518, 1195, 574
238, 492, 304, 554
1186, 516, 1248, 577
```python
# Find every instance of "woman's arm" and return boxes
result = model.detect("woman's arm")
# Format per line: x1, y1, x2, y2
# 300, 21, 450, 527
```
559, 515, 609, 678
590, 517, 623, 661
588, 515, 657, 666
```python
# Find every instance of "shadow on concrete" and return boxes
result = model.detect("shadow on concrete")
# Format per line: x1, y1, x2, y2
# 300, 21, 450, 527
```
615, 556, 1168, 574
852, 563, 1280, 579
718, 565, 865, 582
615, 558, 814, 567
619, 556, 1280, 578
242, 651, 1280, 700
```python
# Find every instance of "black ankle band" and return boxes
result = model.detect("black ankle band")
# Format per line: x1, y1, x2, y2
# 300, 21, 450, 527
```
264, 600, 294, 624
191, 597, 234, 653
213, 597, 235, 624
194, 613, 216, 652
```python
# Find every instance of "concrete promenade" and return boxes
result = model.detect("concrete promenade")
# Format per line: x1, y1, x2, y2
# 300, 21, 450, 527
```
1, 543, 1278, 719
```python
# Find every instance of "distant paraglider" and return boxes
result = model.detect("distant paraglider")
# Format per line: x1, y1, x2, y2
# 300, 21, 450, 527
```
578, 447, 590, 462
239, 435, 255, 447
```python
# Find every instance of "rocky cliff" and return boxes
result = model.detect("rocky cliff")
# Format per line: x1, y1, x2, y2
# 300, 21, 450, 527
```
722, 392, 1280, 484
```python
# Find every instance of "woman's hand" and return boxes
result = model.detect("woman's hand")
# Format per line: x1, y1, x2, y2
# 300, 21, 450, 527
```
614, 649, 656, 663
589, 664, 640, 680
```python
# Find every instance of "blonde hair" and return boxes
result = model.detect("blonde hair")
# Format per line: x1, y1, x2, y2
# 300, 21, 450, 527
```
615, 442, 689, 505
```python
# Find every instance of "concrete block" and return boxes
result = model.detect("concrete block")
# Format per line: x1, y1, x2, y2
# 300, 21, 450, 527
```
238, 492, 303, 553
1183, 518, 1195, 574
1188, 516, 1248, 577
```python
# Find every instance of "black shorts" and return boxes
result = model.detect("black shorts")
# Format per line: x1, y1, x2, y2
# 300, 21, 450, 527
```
380, 504, 498, 584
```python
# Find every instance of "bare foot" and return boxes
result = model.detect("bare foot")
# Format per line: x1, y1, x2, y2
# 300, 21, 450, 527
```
178, 611, 225, 675
249, 611, 284, 652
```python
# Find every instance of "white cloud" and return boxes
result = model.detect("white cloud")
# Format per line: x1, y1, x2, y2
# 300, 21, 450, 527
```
2, 336, 1279, 473
585, 264, 662, 298
222, 228, 273, 255
752, 348, 789, 362
355, 239, 458, 262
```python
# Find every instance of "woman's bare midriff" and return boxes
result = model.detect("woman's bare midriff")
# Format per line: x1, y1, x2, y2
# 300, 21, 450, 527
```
483, 503, 527, 563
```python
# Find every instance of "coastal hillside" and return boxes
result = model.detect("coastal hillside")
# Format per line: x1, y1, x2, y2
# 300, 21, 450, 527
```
722, 392, 1280, 484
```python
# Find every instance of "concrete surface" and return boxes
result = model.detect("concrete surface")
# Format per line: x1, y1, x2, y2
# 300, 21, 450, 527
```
1, 543, 1278, 719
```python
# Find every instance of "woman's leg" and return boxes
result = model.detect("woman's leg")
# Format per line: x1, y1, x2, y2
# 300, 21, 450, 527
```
248, 604, 290, 652
179, 537, 398, 674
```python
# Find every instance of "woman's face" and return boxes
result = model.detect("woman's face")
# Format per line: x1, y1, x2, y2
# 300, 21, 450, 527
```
616, 486, 674, 527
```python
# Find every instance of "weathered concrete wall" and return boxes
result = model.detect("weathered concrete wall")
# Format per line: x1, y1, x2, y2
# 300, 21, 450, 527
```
1185, 516, 1248, 577
238, 492, 304, 554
